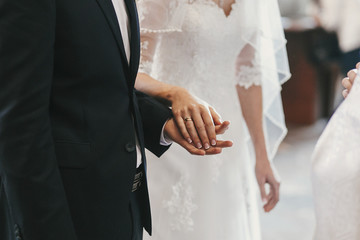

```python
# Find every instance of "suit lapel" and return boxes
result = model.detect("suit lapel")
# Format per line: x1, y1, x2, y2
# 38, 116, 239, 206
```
124, 0, 140, 80
96, 0, 129, 69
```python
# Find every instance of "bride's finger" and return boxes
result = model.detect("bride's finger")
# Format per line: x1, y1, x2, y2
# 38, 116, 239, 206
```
258, 179, 267, 204
200, 109, 217, 146
342, 89, 349, 98
174, 112, 192, 143
185, 117, 203, 149
209, 106, 222, 125
263, 188, 277, 211
264, 196, 276, 212
190, 108, 211, 149
264, 178, 280, 212
179, 138, 206, 156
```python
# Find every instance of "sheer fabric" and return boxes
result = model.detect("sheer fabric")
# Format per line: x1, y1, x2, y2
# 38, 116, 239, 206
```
137, 0, 290, 239
312, 75, 360, 239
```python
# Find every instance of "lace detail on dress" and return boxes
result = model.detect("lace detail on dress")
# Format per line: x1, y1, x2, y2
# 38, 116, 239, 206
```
139, 40, 153, 74
236, 65, 262, 89
162, 175, 198, 232
140, 28, 182, 33
210, 156, 223, 183
138, 60, 152, 75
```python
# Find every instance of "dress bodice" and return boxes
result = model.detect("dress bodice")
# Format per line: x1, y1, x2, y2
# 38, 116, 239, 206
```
150, 1, 248, 101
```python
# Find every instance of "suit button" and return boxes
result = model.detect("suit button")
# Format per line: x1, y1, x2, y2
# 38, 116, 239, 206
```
125, 143, 136, 153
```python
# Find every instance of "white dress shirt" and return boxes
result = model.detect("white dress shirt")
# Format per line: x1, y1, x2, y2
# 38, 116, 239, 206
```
111, 0, 171, 167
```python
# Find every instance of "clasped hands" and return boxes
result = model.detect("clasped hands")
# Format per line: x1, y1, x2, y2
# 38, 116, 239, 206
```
163, 88, 233, 155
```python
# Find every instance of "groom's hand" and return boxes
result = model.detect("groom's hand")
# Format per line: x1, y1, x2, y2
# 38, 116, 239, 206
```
164, 118, 233, 155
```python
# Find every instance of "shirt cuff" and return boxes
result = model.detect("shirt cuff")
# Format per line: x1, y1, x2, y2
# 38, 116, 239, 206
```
160, 120, 173, 146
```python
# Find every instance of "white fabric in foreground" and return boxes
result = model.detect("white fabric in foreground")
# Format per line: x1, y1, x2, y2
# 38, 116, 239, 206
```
312, 74, 360, 239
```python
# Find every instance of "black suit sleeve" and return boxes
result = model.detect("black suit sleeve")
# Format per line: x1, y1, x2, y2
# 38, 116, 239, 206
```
135, 90, 172, 157
0, 0, 77, 239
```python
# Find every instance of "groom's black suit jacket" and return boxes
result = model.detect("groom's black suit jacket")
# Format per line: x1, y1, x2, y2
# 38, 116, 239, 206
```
0, 0, 171, 239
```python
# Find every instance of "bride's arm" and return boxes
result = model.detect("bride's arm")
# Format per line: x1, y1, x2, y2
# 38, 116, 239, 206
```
235, 44, 280, 213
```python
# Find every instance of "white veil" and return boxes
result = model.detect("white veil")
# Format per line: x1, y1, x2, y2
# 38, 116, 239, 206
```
234, 0, 291, 160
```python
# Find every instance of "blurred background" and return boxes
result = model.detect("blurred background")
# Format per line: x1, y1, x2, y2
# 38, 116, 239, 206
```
260, 0, 360, 239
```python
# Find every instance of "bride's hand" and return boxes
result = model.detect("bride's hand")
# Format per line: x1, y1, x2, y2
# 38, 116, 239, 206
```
170, 86, 230, 149
255, 157, 280, 212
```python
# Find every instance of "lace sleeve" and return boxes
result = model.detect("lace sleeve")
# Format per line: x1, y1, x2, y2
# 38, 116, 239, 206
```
235, 44, 262, 89
139, 34, 157, 75
137, 0, 186, 75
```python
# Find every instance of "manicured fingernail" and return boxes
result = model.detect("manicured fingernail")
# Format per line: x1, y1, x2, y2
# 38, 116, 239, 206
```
262, 198, 267, 204
187, 138, 192, 143
204, 143, 210, 150
196, 143, 202, 149
211, 139, 216, 146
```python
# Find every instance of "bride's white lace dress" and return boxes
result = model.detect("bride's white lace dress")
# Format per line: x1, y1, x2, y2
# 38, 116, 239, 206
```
312, 74, 360, 239
137, 0, 290, 239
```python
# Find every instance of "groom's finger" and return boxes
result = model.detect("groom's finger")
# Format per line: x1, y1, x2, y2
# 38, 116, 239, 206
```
204, 147, 222, 155
213, 140, 233, 148
215, 121, 230, 135
203, 140, 232, 155
178, 139, 206, 156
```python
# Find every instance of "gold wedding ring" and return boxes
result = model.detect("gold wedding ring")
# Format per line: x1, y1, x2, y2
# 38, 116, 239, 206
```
184, 117, 193, 122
